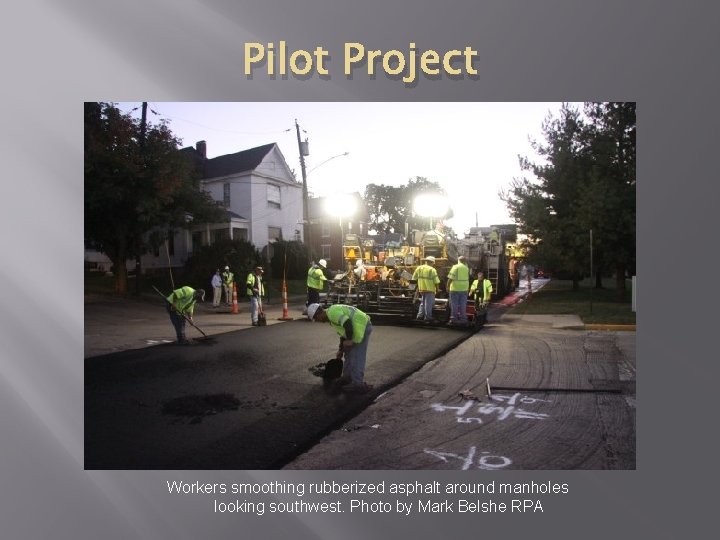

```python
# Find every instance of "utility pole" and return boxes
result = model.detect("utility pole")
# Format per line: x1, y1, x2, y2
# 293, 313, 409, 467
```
589, 228, 594, 315
135, 102, 148, 295
295, 119, 312, 262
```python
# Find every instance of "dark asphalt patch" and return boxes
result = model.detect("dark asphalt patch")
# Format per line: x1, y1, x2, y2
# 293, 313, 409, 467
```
162, 393, 241, 423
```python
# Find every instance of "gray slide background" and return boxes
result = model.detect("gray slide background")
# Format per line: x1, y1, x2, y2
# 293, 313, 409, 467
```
2, 0, 718, 538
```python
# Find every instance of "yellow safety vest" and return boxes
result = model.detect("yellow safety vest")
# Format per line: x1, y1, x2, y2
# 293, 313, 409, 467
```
448, 263, 470, 292
166, 286, 197, 315
307, 265, 327, 290
326, 305, 370, 344
246, 273, 264, 297
412, 264, 440, 293
470, 278, 493, 302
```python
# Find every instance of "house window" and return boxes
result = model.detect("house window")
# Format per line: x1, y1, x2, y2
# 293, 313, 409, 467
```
223, 183, 231, 206
232, 228, 248, 241
321, 223, 331, 238
267, 184, 281, 209
213, 229, 229, 243
268, 226, 283, 242
321, 244, 331, 261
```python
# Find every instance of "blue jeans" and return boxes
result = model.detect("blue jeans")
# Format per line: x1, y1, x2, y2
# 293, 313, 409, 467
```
449, 291, 468, 323
249, 296, 260, 323
416, 292, 436, 320
166, 303, 187, 341
343, 323, 372, 385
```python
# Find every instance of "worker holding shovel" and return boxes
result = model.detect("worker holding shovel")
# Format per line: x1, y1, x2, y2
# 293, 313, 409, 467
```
165, 286, 205, 344
246, 266, 265, 326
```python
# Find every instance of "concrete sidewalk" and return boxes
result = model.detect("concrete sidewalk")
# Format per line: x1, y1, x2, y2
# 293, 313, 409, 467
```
84, 293, 308, 357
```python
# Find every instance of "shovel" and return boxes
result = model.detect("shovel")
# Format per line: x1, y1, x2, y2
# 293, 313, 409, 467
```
257, 294, 267, 326
152, 285, 211, 340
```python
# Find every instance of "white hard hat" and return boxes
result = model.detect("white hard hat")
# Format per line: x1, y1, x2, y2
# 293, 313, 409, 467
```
224, 266, 229, 270
319, 259, 327, 269
425, 256, 436, 263
307, 303, 322, 321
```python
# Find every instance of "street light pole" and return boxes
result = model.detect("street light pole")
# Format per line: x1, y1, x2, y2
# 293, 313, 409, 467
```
308, 152, 349, 175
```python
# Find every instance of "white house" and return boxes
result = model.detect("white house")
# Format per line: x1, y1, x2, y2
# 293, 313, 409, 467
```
86, 141, 304, 273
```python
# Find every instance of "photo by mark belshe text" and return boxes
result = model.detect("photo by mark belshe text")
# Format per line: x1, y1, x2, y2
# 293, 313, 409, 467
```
167, 480, 570, 516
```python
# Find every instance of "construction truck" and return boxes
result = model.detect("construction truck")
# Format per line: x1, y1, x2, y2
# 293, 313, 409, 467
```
321, 227, 502, 329
457, 225, 515, 299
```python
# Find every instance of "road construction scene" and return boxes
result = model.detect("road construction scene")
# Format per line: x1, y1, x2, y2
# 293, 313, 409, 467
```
85, 102, 635, 470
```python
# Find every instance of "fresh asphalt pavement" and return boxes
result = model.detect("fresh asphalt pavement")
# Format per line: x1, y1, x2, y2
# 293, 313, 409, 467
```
85, 293, 481, 469
84, 278, 636, 470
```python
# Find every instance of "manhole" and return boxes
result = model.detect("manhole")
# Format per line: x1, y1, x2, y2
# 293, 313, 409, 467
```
162, 393, 241, 423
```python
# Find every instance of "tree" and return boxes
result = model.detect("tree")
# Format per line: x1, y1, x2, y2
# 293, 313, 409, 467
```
576, 102, 636, 294
364, 177, 453, 235
183, 238, 263, 289
269, 240, 309, 280
503, 104, 591, 289
502, 102, 636, 296
85, 102, 225, 293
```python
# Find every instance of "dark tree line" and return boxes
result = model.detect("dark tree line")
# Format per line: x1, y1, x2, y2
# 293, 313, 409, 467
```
84, 102, 224, 293
364, 176, 454, 235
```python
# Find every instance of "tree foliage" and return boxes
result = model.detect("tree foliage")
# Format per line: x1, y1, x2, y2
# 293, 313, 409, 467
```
502, 102, 635, 293
84, 102, 225, 293
364, 177, 454, 235
269, 240, 309, 281
182, 238, 264, 290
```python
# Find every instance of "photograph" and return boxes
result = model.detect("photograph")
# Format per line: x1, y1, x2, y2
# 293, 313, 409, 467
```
6, 1, 717, 538
85, 102, 636, 470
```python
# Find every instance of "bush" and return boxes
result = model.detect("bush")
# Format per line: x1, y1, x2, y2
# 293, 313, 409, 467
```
269, 240, 309, 280
183, 239, 264, 289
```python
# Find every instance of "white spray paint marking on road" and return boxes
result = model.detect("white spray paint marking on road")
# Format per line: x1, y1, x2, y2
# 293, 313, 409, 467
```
430, 393, 552, 424
424, 446, 512, 470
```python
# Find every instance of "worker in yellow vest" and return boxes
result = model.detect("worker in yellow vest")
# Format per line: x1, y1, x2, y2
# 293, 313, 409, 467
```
447, 255, 470, 326
246, 266, 265, 326
470, 270, 493, 305
165, 286, 205, 344
469, 270, 493, 326
221, 266, 234, 306
306, 259, 328, 307
412, 255, 440, 322
307, 303, 373, 394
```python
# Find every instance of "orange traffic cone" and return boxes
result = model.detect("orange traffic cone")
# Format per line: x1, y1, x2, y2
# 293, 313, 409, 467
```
277, 280, 293, 321
231, 283, 239, 314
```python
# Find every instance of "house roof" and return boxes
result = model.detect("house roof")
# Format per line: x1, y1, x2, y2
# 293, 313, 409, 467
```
226, 209, 247, 221
180, 142, 278, 180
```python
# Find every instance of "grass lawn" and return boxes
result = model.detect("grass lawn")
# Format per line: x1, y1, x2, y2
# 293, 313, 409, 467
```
509, 278, 636, 325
